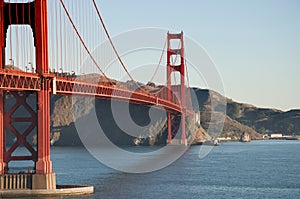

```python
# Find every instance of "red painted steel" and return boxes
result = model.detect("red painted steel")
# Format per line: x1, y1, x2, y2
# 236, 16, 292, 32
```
34, 0, 53, 175
166, 32, 187, 143
0, 1, 6, 174
54, 77, 183, 114
0, 91, 4, 174
4, 92, 37, 164
0, 72, 192, 115
0, 70, 40, 91
0, 0, 53, 175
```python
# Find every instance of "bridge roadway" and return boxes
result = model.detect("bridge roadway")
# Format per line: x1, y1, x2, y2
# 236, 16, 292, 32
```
0, 69, 193, 116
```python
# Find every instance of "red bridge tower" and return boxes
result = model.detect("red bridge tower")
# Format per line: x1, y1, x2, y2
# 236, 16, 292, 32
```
0, 0, 55, 189
167, 32, 187, 145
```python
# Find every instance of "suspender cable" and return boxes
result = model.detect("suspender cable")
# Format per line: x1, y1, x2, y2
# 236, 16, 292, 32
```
22, 2, 26, 71
9, 1, 12, 68
59, 1, 63, 73
92, 0, 151, 93
60, 0, 112, 83
15, 1, 19, 69
55, 0, 59, 72
149, 38, 167, 83
28, 0, 33, 70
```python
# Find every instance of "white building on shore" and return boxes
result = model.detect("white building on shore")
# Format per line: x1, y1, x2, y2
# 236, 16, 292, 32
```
270, 133, 283, 138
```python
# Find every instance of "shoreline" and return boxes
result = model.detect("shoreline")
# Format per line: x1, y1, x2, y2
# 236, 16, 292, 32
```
52, 138, 300, 148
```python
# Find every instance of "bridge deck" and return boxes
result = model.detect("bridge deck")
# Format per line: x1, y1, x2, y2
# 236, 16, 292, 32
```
0, 70, 193, 116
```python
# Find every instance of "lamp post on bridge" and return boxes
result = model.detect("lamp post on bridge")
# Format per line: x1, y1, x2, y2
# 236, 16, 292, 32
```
28, 61, 34, 73
8, 58, 14, 70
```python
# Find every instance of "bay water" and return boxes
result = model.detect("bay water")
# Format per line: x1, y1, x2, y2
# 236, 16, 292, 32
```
15, 140, 300, 198
10, 140, 300, 199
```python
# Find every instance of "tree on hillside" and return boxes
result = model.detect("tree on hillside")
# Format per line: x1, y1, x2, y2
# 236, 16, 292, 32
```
227, 103, 240, 119
287, 124, 294, 134
257, 112, 267, 120
257, 127, 266, 134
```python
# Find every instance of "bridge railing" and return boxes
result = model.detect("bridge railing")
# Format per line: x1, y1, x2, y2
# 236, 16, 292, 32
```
54, 77, 184, 114
0, 69, 40, 91
0, 70, 193, 115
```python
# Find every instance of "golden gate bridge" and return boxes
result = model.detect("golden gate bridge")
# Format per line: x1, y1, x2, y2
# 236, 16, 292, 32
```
0, 0, 195, 193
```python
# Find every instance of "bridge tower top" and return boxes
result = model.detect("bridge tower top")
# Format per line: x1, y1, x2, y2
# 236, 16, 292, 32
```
166, 31, 185, 107
0, 0, 49, 74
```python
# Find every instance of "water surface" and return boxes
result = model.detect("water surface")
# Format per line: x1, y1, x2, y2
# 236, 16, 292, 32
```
29, 140, 300, 198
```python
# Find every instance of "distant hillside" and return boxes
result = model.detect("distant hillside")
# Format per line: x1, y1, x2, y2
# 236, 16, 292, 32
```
192, 88, 263, 140
4, 65, 23, 71
49, 82, 299, 145
194, 88, 300, 137
226, 100, 300, 135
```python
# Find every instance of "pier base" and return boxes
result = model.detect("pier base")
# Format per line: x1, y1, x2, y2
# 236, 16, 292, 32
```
0, 173, 56, 190
0, 185, 94, 198
0, 173, 94, 197
167, 139, 188, 146
181, 139, 188, 146
32, 173, 56, 190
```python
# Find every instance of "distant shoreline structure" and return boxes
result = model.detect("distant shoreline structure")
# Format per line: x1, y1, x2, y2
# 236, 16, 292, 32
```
216, 134, 300, 143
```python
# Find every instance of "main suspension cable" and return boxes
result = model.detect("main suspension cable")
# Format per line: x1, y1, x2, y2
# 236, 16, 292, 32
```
92, 0, 152, 93
149, 38, 167, 83
59, 0, 112, 83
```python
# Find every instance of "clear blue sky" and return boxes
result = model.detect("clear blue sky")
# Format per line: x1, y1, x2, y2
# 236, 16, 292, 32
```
5, 0, 299, 111
98, 0, 300, 111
